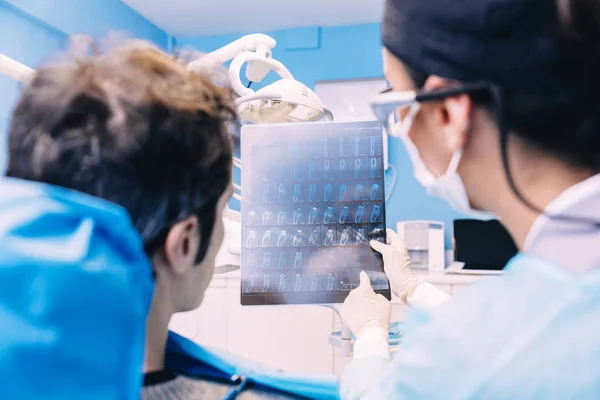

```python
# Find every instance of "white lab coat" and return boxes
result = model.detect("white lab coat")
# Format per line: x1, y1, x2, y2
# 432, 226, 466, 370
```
341, 174, 600, 399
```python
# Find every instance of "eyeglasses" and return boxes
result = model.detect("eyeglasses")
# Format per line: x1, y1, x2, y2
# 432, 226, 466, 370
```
369, 81, 492, 135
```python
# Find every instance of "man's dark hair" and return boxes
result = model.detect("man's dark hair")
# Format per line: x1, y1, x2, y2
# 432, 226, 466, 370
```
6, 41, 236, 263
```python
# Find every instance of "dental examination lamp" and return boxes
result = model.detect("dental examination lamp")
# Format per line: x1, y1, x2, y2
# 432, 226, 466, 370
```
188, 33, 330, 124
188, 34, 332, 273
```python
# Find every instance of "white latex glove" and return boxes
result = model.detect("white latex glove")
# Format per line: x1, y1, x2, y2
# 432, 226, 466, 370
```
371, 229, 450, 306
370, 229, 423, 303
341, 271, 391, 340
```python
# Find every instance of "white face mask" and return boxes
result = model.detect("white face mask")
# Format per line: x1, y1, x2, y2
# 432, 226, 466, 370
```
390, 103, 495, 220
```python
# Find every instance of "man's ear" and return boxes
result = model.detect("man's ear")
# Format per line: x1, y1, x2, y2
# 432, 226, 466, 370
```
163, 215, 200, 275
423, 75, 473, 152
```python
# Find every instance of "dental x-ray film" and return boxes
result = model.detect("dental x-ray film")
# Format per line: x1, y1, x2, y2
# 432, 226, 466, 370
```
241, 121, 390, 305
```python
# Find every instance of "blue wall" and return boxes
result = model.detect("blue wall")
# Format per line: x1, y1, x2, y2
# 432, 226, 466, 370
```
0, 0, 168, 173
177, 25, 466, 248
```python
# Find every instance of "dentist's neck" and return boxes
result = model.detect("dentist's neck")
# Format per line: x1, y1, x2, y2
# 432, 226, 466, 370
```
143, 279, 174, 373
489, 158, 593, 250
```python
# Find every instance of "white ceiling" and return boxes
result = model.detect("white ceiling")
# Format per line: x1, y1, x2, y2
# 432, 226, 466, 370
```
122, 0, 385, 37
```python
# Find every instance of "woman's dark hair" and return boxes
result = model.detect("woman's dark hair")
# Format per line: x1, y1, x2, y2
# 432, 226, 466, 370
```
406, 0, 600, 173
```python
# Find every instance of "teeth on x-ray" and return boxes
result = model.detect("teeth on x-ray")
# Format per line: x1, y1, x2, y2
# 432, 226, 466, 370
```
308, 160, 315, 180
339, 159, 346, 179
370, 205, 381, 223
245, 275, 255, 293
279, 273, 287, 292
311, 275, 321, 292
293, 230, 304, 247
263, 274, 271, 291
324, 160, 330, 179
278, 183, 286, 203
339, 205, 350, 223
261, 229, 273, 247
293, 184, 301, 203
246, 252, 256, 268
247, 210, 257, 225
292, 208, 303, 225
277, 230, 288, 247
246, 230, 257, 247
309, 228, 320, 246
371, 183, 380, 200
292, 165, 298, 180
355, 137, 361, 156
294, 273, 303, 291
277, 211, 287, 226
339, 138, 345, 157
324, 228, 335, 246
327, 273, 336, 291
355, 205, 365, 223
324, 206, 334, 224
339, 184, 348, 201
263, 185, 271, 202
370, 136, 376, 156
355, 159, 362, 178
356, 228, 366, 243
262, 210, 272, 225
355, 184, 365, 201
324, 139, 329, 157
308, 207, 318, 224
262, 252, 271, 269
340, 227, 351, 245
324, 184, 333, 202
370, 158, 378, 178
278, 252, 288, 269
326, 252, 335, 268
294, 252, 304, 270
308, 184, 317, 203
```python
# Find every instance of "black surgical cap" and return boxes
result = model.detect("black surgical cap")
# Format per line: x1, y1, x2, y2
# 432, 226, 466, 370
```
382, 0, 572, 93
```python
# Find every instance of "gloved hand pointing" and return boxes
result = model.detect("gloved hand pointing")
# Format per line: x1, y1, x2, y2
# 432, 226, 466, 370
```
371, 229, 450, 306
341, 271, 391, 340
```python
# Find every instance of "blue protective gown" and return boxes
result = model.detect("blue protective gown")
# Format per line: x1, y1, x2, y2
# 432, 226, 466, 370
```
0, 177, 154, 400
341, 174, 600, 399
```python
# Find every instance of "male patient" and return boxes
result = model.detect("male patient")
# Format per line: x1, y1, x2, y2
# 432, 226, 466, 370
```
5, 41, 307, 399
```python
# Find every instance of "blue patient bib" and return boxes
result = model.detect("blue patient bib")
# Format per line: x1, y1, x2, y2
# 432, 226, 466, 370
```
166, 331, 340, 400
0, 177, 153, 400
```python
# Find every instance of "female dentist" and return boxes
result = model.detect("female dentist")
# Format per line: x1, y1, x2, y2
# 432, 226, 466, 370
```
340, 0, 600, 398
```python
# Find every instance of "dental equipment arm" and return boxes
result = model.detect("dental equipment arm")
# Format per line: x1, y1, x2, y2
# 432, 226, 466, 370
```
188, 33, 328, 124
0, 53, 34, 84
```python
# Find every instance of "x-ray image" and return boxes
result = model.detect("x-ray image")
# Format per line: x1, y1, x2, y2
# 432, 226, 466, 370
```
242, 121, 389, 305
